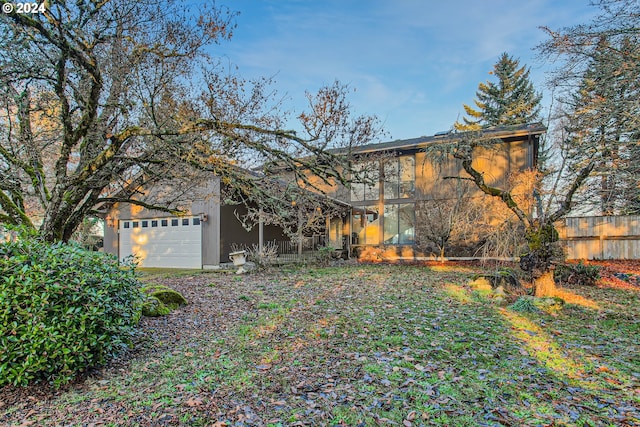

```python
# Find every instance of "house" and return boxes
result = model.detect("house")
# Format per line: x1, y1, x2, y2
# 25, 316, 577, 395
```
102, 176, 290, 269
102, 123, 545, 267
101, 172, 349, 268
328, 122, 545, 259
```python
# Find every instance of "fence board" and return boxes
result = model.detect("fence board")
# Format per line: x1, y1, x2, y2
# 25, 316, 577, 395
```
558, 215, 640, 260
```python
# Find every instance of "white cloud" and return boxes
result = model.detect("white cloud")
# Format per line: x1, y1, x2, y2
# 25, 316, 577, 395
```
220, 0, 599, 139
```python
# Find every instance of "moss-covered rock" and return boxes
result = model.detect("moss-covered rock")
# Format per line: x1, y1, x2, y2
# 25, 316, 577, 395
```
142, 296, 171, 317
469, 277, 493, 294
140, 284, 187, 316
533, 296, 565, 313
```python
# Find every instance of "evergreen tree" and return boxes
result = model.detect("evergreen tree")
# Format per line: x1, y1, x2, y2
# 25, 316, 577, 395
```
562, 36, 640, 214
456, 53, 542, 130
539, 0, 640, 216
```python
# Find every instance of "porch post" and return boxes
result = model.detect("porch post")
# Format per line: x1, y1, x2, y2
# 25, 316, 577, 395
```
298, 207, 303, 257
258, 207, 264, 252
326, 214, 330, 246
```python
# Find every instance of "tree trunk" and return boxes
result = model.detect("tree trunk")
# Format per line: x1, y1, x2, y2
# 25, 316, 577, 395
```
533, 269, 557, 297
297, 209, 303, 257
439, 246, 445, 263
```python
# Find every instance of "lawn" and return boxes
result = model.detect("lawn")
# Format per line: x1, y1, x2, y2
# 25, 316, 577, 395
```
1, 263, 639, 426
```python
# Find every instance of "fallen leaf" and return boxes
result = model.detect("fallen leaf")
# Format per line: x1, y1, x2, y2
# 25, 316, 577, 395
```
185, 398, 203, 407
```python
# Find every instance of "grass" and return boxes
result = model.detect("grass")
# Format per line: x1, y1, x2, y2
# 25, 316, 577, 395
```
2, 263, 639, 426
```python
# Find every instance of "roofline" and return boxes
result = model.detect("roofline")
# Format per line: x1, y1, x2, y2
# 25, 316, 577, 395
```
341, 122, 546, 155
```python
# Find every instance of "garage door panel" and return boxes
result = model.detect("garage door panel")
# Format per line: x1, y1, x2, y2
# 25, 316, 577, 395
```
119, 217, 202, 268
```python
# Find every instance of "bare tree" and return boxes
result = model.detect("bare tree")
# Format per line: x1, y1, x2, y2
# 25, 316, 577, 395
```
231, 177, 349, 256
0, 0, 382, 241
422, 1, 639, 296
415, 177, 474, 261
424, 131, 592, 296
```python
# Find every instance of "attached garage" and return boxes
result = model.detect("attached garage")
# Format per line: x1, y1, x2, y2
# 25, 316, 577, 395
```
118, 216, 202, 269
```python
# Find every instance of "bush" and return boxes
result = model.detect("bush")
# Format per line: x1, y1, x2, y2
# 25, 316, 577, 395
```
554, 261, 601, 286
315, 246, 337, 267
0, 231, 144, 387
510, 296, 540, 313
245, 242, 278, 270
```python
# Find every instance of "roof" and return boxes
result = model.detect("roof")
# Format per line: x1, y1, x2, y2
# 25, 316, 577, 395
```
339, 122, 546, 155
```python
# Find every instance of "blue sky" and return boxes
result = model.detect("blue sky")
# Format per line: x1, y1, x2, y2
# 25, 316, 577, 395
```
216, 0, 598, 141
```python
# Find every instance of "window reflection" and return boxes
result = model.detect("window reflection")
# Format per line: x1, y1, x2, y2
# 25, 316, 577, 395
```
352, 207, 380, 245
384, 156, 415, 199
350, 161, 380, 202
383, 204, 415, 244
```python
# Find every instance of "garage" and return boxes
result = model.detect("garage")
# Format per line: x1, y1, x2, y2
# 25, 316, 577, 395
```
119, 216, 202, 268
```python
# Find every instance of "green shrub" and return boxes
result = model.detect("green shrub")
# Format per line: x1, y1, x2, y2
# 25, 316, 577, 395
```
315, 246, 337, 267
554, 261, 601, 286
0, 231, 144, 387
510, 296, 540, 313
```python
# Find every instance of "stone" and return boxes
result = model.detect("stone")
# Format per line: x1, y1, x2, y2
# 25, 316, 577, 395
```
533, 296, 565, 313
141, 284, 187, 316
142, 296, 171, 317
493, 286, 507, 297
469, 277, 493, 292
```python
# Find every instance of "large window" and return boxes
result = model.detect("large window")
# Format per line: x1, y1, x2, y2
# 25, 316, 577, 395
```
384, 156, 415, 199
351, 161, 380, 202
352, 207, 380, 245
351, 154, 416, 246
383, 204, 415, 244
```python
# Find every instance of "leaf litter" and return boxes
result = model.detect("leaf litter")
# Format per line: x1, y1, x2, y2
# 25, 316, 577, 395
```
1, 262, 639, 426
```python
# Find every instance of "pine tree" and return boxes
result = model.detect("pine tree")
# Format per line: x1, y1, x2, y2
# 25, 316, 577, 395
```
563, 36, 640, 214
456, 53, 542, 130
538, 0, 640, 216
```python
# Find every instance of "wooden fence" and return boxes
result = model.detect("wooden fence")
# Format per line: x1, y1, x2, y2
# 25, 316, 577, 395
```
557, 215, 640, 260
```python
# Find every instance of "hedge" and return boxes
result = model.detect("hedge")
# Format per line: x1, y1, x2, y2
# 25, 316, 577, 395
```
0, 231, 143, 387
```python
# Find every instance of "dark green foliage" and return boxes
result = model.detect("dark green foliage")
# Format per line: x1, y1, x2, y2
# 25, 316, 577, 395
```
510, 296, 540, 313
554, 261, 601, 286
457, 52, 541, 130
0, 231, 144, 387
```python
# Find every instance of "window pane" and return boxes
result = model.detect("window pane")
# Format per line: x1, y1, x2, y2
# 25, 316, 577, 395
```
363, 207, 380, 244
399, 181, 415, 199
151, 220, 158, 227
123, 222, 130, 229
383, 205, 399, 244
171, 219, 178, 226
351, 183, 365, 202
182, 218, 189, 226
383, 203, 415, 244
398, 204, 415, 244
132, 221, 139, 228
364, 180, 379, 201
399, 156, 415, 198
193, 217, 200, 225
352, 161, 379, 201
161, 219, 168, 227
142, 220, 148, 228
383, 159, 399, 199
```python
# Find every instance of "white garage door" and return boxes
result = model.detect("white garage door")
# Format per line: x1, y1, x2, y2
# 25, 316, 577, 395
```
119, 217, 202, 268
